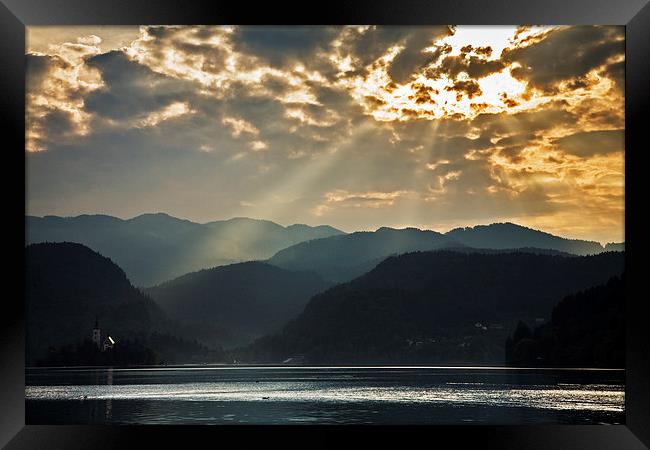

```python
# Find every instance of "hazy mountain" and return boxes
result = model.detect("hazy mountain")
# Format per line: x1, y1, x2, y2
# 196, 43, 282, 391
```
147, 262, 329, 348
25, 242, 169, 363
25, 213, 344, 286
445, 222, 605, 255
266, 223, 611, 282
506, 274, 624, 368
604, 242, 625, 252
243, 250, 625, 365
268, 227, 463, 282
26, 215, 611, 287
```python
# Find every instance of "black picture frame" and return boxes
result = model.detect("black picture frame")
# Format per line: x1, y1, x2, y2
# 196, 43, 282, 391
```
3, 0, 649, 448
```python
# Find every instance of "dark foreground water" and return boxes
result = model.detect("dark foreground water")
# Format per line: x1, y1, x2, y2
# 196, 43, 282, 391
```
25, 366, 624, 425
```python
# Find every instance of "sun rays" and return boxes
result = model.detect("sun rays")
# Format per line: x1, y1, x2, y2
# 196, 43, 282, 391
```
25, 25, 625, 244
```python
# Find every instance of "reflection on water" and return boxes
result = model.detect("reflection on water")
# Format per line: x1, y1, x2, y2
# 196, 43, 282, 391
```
25, 366, 624, 425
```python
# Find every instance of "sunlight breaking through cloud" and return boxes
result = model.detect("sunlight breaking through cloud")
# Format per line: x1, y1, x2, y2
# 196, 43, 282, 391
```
25, 25, 625, 243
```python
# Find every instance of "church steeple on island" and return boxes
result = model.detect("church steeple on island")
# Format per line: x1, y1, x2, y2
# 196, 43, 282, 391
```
92, 317, 101, 349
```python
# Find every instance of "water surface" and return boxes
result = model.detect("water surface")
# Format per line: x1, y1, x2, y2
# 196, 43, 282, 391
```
25, 366, 624, 424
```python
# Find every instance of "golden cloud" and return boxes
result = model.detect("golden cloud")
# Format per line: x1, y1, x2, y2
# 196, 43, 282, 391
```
312, 189, 415, 216
25, 25, 625, 244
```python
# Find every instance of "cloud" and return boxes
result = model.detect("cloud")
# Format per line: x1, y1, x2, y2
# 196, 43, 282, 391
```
311, 189, 416, 217
473, 103, 576, 136
503, 26, 624, 93
386, 26, 454, 83
136, 101, 194, 128
25, 52, 101, 151
27, 26, 140, 55
24, 25, 625, 243
26, 54, 62, 91
446, 79, 483, 100
330, 26, 450, 80
427, 54, 506, 80
249, 140, 268, 151
84, 51, 197, 120
222, 116, 259, 137
552, 129, 624, 157
601, 59, 624, 90
230, 26, 339, 68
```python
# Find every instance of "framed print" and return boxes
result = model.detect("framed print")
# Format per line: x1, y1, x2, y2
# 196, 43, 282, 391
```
2, 0, 649, 448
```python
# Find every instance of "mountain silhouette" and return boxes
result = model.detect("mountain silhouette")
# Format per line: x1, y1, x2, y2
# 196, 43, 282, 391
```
147, 262, 329, 348
26, 213, 343, 286
266, 223, 617, 282
242, 250, 625, 365
445, 222, 607, 255
268, 227, 462, 282
604, 242, 625, 252
25, 242, 169, 363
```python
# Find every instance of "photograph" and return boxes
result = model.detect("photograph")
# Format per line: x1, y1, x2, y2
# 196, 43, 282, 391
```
24, 24, 627, 426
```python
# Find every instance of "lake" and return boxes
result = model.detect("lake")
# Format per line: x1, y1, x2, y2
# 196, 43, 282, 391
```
25, 366, 625, 425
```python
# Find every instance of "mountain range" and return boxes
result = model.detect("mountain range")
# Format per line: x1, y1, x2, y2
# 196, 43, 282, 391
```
268, 227, 460, 282
267, 223, 620, 282
242, 250, 625, 365
26, 213, 343, 286
445, 223, 607, 255
25, 214, 626, 366
26, 214, 623, 287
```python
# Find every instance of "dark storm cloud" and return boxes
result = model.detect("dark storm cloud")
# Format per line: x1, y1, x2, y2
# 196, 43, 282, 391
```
344, 27, 415, 67
503, 26, 624, 93
386, 26, 453, 83
230, 26, 339, 68
84, 51, 197, 120
26, 54, 64, 91
221, 89, 291, 128
601, 59, 625, 90
552, 129, 624, 157
258, 74, 294, 97
40, 109, 76, 135
175, 41, 230, 72
337, 26, 451, 82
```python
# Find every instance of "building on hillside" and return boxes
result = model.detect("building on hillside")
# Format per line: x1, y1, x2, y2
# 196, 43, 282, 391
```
103, 335, 115, 352
92, 318, 117, 352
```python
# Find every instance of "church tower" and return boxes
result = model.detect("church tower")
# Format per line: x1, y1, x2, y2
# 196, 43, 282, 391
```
92, 317, 101, 349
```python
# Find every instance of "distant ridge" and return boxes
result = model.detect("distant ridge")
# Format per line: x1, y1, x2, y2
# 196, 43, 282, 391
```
266, 222, 614, 282
604, 242, 625, 252
26, 213, 621, 286
445, 222, 606, 255
26, 214, 344, 286
267, 226, 462, 282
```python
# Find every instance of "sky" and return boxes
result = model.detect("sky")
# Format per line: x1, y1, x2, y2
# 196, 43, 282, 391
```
25, 25, 625, 244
